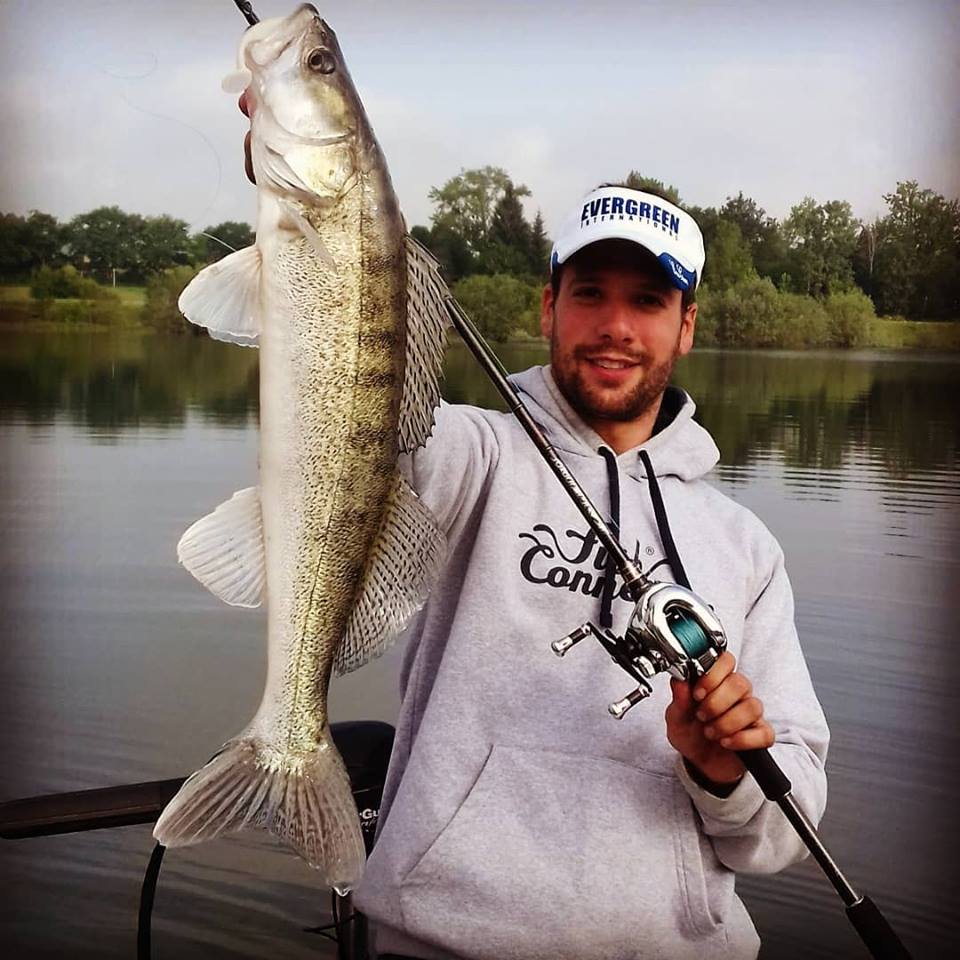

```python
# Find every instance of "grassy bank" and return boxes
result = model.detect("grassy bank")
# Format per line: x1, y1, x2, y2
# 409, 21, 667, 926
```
866, 317, 960, 350
0, 281, 146, 331
3, 281, 960, 351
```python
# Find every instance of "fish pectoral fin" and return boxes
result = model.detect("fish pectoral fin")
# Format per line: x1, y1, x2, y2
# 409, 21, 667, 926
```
401, 235, 453, 453
177, 486, 265, 608
278, 197, 338, 271
178, 245, 261, 347
335, 472, 446, 676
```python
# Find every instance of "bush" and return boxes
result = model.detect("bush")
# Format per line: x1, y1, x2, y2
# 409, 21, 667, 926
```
142, 265, 201, 333
697, 280, 841, 348
778, 292, 830, 349
452, 273, 541, 342
30, 264, 112, 301
824, 289, 875, 347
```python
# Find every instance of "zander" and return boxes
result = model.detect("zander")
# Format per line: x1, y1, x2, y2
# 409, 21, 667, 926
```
153, 4, 449, 894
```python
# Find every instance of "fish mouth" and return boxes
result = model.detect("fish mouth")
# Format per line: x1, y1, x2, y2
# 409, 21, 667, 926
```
243, 4, 326, 69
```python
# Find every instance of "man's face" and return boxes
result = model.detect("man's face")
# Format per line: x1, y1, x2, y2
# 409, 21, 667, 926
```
540, 240, 697, 429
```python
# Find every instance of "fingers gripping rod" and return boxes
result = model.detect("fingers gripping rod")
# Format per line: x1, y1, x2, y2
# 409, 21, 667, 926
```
442, 295, 912, 960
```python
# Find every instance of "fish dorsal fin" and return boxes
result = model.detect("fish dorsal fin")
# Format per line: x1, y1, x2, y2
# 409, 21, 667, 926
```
334, 472, 446, 676
178, 246, 261, 347
177, 487, 265, 607
401, 235, 452, 453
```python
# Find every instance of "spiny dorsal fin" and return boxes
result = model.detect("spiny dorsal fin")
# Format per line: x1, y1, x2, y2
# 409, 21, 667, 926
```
400, 235, 452, 453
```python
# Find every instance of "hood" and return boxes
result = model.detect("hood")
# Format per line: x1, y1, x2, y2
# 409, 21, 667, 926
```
508, 364, 719, 483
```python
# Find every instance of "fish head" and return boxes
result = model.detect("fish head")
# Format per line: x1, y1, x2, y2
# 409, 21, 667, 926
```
236, 5, 366, 202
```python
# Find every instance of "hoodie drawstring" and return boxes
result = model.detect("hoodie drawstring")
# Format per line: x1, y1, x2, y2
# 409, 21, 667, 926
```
597, 447, 621, 628
639, 449, 691, 590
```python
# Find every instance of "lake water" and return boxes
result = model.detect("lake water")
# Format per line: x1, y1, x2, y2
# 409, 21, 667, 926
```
1, 331, 958, 959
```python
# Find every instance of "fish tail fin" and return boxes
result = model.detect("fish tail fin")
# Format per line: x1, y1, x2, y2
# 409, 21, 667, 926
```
153, 729, 365, 893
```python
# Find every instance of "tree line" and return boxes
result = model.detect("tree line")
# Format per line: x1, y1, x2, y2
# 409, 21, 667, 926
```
409, 168, 958, 344
2, 170, 956, 345
0, 207, 253, 284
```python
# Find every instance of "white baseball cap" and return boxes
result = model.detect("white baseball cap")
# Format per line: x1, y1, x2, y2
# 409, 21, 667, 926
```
550, 186, 706, 291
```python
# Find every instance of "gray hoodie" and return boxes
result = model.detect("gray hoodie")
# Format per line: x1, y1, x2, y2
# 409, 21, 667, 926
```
354, 365, 829, 960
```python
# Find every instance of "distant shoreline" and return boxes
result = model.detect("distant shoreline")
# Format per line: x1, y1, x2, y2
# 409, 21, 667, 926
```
2, 285, 959, 352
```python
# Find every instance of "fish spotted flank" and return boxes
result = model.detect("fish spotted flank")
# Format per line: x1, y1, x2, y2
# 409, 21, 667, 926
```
153, 5, 450, 894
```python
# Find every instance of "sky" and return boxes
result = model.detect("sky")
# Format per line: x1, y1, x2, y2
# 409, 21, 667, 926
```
1, 0, 958, 236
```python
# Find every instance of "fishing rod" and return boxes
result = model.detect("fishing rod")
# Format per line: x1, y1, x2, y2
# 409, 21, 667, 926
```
222, 1, 906, 954
442, 296, 912, 960
232, 0, 259, 26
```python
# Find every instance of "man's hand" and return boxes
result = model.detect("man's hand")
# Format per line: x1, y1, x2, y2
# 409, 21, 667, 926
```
665, 651, 774, 788
239, 91, 255, 185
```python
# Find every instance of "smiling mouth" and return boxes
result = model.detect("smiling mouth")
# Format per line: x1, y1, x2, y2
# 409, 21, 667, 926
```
586, 357, 641, 370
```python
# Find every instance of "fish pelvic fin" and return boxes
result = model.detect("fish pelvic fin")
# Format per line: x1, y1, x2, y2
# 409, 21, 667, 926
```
178, 245, 261, 347
177, 486, 265, 608
401, 235, 452, 453
153, 730, 366, 894
335, 472, 446, 676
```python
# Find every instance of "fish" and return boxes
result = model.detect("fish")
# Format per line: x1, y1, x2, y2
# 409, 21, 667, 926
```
153, 3, 450, 894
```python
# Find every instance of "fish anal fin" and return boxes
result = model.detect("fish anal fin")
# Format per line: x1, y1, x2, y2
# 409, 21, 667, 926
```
335, 472, 446, 676
177, 487, 265, 608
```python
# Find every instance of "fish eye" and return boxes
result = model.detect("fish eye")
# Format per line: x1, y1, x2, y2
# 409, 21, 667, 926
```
306, 48, 336, 74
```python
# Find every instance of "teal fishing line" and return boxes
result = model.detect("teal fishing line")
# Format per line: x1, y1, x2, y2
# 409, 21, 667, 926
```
669, 612, 711, 658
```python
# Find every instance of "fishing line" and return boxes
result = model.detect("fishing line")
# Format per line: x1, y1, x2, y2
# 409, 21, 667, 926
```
200, 231, 239, 253
117, 91, 225, 230
96, 50, 159, 82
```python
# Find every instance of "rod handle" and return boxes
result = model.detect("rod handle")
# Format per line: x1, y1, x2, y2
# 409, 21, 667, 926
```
846, 896, 912, 959
736, 748, 792, 801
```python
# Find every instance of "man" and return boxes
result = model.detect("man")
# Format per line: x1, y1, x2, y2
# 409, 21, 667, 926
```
351, 186, 829, 960
238, 97, 827, 957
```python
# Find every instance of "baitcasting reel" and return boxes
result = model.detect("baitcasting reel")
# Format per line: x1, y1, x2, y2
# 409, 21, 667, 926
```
551, 582, 726, 718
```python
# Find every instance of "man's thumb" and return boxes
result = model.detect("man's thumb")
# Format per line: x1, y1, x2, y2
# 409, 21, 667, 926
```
669, 677, 693, 710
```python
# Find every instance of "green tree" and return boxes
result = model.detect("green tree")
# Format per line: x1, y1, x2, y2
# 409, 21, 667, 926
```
719, 192, 788, 280
685, 204, 720, 250
529, 210, 551, 277
194, 220, 256, 263
138, 215, 192, 275
411, 222, 477, 283
783, 198, 859, 297
0, 213, 27, 277
67, 206, 144, 280
481, 182, 533, 275
702, 221, 754, 291
21, 211, 64, 270
429, 166, 530, 253
451, 273, 540, 341
871, 181, 959, 319
619, 172, 682, 205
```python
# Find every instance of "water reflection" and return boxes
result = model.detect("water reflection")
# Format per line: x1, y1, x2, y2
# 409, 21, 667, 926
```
0, 332, 259, 433
2, 335, 957, 487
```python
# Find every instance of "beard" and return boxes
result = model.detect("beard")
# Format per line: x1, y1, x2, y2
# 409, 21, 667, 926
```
550, 328, 680, 424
